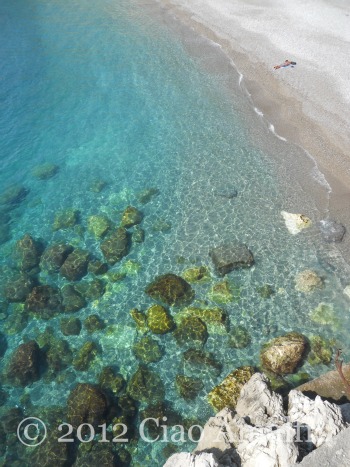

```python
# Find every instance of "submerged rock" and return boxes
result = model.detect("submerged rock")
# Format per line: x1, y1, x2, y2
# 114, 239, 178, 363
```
295, 269, 323, 293
89, 179, 107, 193
310, 302, 339, 328
174, 316, 208, 348
120, 206, 143, 228
146, 304, 175, 334
53, 208, 79, 231
319, 219, 346, 243
183, 349, 222, 378
75, 279, 105, 300
208, 279, 240, 304
127, 366, 165, 403
133, 336, 163, 364
209, 242, 254, 276
260, 332, 308, 375
281, 211, 312, 234
130, 308, 148, 333
308, 335, 333, 365
98, 367, 126, 396
87, 215, 111, 238
6, 341, 41, 386
73, 341, 99, 371
257, 284, 274, 298
131, 225, 145, 243
60, 249, 89, 281
32, 163, 59, 180
208, 366, 256, 411
176, 306, 228, 335
88, 260, 108, 275
100, 227, 130, 265
61, 284, 86, 312
84, 314, 106, 333
145, 273, 194, 307
214, 186, 238, 199
4, 273, 35, 302
67, 383, 108, 430
40, 243, 74, 273
25, 285, 63, 319
0, 184, 29, 206
182, 266, 211, 283
60, 317, 82, 336
152, 218, 172, 233
228, 325, 251, 349
137, 187, 160, 204
15, 234, 42, 272
0, 224, 11, 245
176, 375, 204, 401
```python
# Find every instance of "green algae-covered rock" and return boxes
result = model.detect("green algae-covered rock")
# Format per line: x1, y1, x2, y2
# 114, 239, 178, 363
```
73, 341, 99, 371
15, 234, 42, 272
40, 243, 74, 273
175, 375, 203, 401
308, 335, 334, 365
2, 303, 28, 335
127, 366, 165, 403
130, 308, 148, 332
25, 285, 63, 319
60, 317, 82, 336
88, 260, 108, 275
32, 163, 59, 180
260, 332, 308, 375
60, 249, 89, 281
146, 304, 175, 334
67, 383, 108, 429
30, 434, 69, 467
257, 284, 275, 299
6, 341, 42, 387
120, 206, 143, 228
173, 316, 208, 348
98, 367, 126, 396
228, 325, 252, 349
121, 259, 141, 275
131, 225, 145, 243
45, 337, 73, 379
133, 336, 163, 364
208, 279, 240, 304
137, 187, 160, 204
4, 273, 35, 303
84, 314, 106, 333
87, 215, 111, 238
183, 348, 222, 377
310, 303, 340, 329
176, 306, 228, 335
53, 208, 79, 231
182, 266, 211, 284
145, 273, 194, 307
100, 227, 130, 265
208, 366, 256, 411
61, 284, 86, 312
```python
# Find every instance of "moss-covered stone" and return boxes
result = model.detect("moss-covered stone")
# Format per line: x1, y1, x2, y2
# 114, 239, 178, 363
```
257, 284, 275, 299
175, 375, 203, 401
40, 243, 74, 273
208, 280, 240, 304
120, 206, 143, 228
152, 218, 172, 232
53, 209, 79, 231
308, 335, 334, 365
87, 215, 111, 238
121, 259, 141, 275
6, 341, 42, 387
127, 366, 165, 403
75, 279, 105, 301
4, 273, 35, 303
67, 383, 108, 429
60, 317, 82, 336
131, 225, 145, 243
60, 284, 86, 312
310, 303, 340, 329
73, 341, 99, 371
60, 249, 89, 281
100, 227, 130, 265
98, 367, 126, 396
146, 304, 175, 334
176, 306, 228, 335
208, 366, 256, 411
182, 266, 211, 284
25, 285, 63, 319
133, 336, 163, 364
43, 335, 73, 379
140, 402, 181, 438
15, 234, 42, 272
84, 314, 106, 333
30, 434, 69, 467
32, 163, 59, 180
88, 260, 108, 275
260, 332, 308, 375
137, 187, 160, 204
2, 303, 28, 335
228, 325, 251, 349
145, 273, 194, 307
130, 308, 148, 332
173, 316, 208, 348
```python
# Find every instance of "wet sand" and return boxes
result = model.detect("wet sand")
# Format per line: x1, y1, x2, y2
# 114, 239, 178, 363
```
154, 0, 350, 261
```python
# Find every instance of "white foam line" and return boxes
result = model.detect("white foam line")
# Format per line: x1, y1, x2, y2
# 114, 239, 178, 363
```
268, 123, 287, 142
254, 107, 264, 117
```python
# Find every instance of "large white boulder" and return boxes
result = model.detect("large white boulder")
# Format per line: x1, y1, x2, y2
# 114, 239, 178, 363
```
163, 452, 219, 467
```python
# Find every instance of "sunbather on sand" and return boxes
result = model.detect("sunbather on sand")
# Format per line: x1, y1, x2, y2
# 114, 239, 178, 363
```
274, 60, 296, 69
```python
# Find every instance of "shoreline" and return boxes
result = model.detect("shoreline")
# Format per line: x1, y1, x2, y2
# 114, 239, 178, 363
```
153, 0, 350, 261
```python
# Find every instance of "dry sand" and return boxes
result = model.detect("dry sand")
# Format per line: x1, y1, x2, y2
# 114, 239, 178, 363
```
155, 0, 350, 258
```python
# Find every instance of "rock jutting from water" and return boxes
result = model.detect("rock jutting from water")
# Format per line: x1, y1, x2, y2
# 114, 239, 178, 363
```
281, 211, 312, 235
145, 273, 194, 306
209, 242, 254, 276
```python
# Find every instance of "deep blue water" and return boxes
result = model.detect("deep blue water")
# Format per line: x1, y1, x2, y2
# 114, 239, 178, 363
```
1, 0, 350, 465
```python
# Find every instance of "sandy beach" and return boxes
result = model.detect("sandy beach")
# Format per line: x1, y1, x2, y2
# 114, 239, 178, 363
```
156, 0, 350, 251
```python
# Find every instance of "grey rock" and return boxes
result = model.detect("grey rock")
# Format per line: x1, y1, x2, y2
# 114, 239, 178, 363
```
214, 187, 238, 199
164, 452, 220, 467
209, 243, 254, 276
340, 403, 350, 423
319, 219, 346, 243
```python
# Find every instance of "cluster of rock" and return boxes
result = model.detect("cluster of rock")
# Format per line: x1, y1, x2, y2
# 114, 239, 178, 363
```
165, 373, 350, 467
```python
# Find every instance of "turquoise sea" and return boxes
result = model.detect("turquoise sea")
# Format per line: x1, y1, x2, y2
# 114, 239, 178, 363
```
1, 0, 350, 465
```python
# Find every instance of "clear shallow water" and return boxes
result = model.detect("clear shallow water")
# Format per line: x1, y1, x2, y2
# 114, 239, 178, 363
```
1, 0, 350, 465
